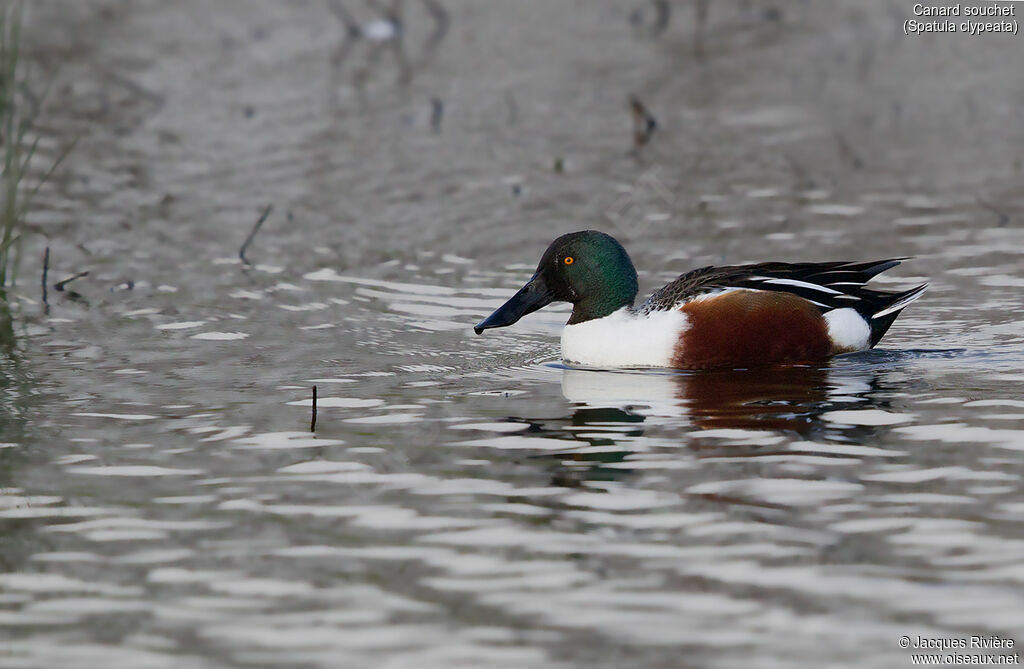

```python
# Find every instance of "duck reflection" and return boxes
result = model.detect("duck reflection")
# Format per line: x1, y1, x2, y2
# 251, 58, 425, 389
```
561, 365, 837, 431
533, 361, 892, 485
673, 366, 833, 431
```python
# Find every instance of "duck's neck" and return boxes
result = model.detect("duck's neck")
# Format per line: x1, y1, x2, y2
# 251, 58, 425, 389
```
567, 281, 638, 325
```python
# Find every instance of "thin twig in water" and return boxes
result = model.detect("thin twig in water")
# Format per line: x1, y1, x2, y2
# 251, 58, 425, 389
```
422, 0, 449, 31
430, 97, 443, 132
694, 0, 709, 56
630, 95, 658, 148
783, 153, 816, 190
18, 136, 80, 226
310, 385, 318, 432
54, 270, 88, 292
105, 71, 167, 112
651, 0, 670, 35
41, 246, 49, 313
976, 196, 1010, 227
505, 92, 518, 125
835, 133, 864, 171
240, 204, 273, 265
327, 0, 361, 37
411, 0, 449, 81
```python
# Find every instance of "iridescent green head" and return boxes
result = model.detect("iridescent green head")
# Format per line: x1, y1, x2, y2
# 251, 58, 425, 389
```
475, 230, 640, 333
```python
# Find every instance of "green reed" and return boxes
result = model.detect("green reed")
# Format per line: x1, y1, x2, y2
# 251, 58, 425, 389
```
0, 2, 74, 299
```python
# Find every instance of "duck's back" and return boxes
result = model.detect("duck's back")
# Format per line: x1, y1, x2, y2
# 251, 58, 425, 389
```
561, 259, 926, 370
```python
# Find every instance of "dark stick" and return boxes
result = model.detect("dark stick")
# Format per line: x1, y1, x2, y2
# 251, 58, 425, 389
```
41, 247, 49, 313
835, 133, 864, 171
630, 95, 658, 148
651, 0, 670, 35
328, 0, 361, 37
694, 0, 709, 56
106, 72, 166, 109
240, 204, 273, 265
310, 385, 318, 432
54, 270, 89, 292
430, 97, 443, 132
422, 0, 449, 29
783, 153, 816, 190
976, 197, 1010, 227
505, 92, 518, 125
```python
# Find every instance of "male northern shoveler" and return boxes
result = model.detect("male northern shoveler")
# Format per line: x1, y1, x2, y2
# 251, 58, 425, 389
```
474, 230, 927, 370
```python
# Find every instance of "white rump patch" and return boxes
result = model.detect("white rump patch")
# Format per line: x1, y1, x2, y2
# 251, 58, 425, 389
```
824, 308, 871, 352
561, 307, 688, 368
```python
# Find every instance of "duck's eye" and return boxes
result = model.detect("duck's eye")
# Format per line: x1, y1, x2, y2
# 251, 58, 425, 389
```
563, 256, 574, 265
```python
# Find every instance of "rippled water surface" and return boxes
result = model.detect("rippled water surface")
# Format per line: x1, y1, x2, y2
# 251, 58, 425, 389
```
3, 1, 1024, 667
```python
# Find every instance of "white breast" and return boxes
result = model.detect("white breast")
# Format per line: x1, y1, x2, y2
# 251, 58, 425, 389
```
560, 307, 689, 368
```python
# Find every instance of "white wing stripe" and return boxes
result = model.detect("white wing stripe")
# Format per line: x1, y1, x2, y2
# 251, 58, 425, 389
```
755, 277, 844, 295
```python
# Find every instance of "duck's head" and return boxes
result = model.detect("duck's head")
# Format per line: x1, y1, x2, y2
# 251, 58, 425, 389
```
474, 230, 639, 334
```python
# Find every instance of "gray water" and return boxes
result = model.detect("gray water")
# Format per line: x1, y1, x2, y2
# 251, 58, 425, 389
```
3, 1, 1023, 667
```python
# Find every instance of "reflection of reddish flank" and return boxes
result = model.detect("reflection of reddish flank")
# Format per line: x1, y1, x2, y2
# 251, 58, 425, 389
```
674, 290, 832, 370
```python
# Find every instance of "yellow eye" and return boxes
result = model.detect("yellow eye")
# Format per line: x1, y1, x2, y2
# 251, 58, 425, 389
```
563, 256, 574, 265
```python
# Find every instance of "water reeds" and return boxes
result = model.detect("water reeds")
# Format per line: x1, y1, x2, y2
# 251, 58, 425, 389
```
0, 2, 75, 299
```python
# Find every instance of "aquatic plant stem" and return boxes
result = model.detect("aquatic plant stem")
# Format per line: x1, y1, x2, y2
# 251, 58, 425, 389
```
310, 385, 318, 432
40, 245, 48, 313
240, 204, 273, 265
0, 2, 77, 298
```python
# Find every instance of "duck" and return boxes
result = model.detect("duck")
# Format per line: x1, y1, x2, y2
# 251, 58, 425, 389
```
474, 230, 927, 370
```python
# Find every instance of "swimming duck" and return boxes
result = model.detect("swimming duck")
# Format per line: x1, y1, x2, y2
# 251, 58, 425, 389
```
474, 230, 926, 369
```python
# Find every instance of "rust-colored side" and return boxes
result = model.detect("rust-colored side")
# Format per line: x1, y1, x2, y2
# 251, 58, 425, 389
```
673, 290, 832, 370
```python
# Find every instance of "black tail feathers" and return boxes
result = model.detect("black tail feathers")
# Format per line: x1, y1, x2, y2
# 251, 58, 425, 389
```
862, 283, 928, 346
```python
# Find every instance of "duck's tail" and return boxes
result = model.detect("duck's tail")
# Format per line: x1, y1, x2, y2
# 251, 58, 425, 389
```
862, 282, 928, 346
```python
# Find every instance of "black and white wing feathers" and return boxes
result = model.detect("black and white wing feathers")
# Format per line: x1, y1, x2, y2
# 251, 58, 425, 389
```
639, 258, 926, 346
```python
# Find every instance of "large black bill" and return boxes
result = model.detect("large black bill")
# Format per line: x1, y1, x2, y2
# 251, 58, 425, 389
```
474, 273, 555, 334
